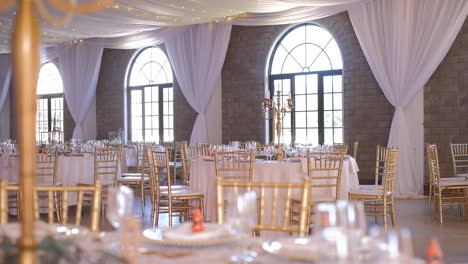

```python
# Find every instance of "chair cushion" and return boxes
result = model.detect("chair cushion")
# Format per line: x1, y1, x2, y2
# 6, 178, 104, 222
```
160, 185, 189, 190
349, 185, 390, 196
117, 176, 149, 182
161, 189, 203, 197
121, 172, 148, 177
436, 179, 468, 187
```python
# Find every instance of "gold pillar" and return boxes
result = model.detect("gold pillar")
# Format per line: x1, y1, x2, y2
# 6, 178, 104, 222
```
12, 0, 40, 261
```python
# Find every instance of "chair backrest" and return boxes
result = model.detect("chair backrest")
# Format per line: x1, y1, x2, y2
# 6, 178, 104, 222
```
36, 147, 59, 185
216, 177, 310, 237
353, 141, 359, 160
181, 145, 199, 185
427, 144, 441, 186
94, 147, 120, 186
0, 180, 20, 224
134, 142, 149, 173
374, 145, 392, 185
450, 143, 468, 177
149, 150, 174, 200
196, 144, 210, 156
33, 181, 102, 232
0, 181, 102, 231
306, 151, 344, 201
382, 148, 398, 196
159, 141, 175, 160
214, 151, 254, 181
332, 144, 348, 155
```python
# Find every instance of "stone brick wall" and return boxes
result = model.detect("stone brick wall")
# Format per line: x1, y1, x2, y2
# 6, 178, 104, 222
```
222, 12, 394, 182
425, 18, 468, 180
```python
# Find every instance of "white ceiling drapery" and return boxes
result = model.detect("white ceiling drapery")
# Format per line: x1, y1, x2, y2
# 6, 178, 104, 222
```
0, 0, 362, 53
349, 0, 468, 197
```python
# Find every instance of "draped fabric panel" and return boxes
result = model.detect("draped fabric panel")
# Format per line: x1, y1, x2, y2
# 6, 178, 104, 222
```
58, 44, 103, 139
0, 54, 11, 115
349, 0, 468, 197
165, 22, 232, 145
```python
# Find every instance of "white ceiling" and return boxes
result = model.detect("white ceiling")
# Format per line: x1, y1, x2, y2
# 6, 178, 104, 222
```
0, 0, 361, 52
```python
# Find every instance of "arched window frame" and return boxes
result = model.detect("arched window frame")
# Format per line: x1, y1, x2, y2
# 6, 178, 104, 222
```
268, 23, 343, 145
36, 62, 64, 144
126, 46, 174, 143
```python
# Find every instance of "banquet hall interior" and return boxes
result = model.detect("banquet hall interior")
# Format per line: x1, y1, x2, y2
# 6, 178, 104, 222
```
1, 0, 468, 263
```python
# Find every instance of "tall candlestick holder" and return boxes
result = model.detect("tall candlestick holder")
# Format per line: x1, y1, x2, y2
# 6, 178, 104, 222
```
262, 89, 293, 146
1, 0, 111, 261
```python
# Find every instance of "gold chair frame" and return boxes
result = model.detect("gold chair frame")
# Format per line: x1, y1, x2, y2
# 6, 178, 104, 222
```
216, 177, 310, 237
214, 151, 254, 182
349, 148, 398, 229
427, 144, 468, 223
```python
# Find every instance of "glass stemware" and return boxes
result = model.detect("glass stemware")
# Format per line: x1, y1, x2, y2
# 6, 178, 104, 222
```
227, 192, 258, 263
106, 186, 135, 229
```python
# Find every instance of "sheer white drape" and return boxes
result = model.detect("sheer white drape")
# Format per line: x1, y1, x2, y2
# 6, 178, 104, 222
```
349, 0, 468, 197
0, 54, 10, 115
165, 22, 232, 145
59, 44, 103, 139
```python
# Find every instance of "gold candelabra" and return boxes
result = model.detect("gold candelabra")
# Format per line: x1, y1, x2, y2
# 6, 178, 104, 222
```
0, 0, 111, 262
262, 89, 293, 146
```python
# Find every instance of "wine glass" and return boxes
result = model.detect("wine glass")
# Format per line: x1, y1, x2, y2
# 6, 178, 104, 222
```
369, 227, 414, 263
263, 146, 272, 162
227, 192, 258, 263
106, 186, 135, 229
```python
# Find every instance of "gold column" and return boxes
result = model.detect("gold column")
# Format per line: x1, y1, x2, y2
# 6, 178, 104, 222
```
12, 0, 40, 261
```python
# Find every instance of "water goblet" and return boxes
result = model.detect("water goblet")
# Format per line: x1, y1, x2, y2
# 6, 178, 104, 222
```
106, 186, 135, 230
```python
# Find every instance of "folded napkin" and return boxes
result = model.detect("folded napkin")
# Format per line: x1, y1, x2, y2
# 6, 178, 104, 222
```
164, 223, 229, 241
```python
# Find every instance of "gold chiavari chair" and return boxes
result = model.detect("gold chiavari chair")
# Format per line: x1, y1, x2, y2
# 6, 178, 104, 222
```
304, 151, 344, 224
214, 151, 254, 181
427, 144, 468, 224
349, 148, 398, 229
149, 150, 203, 227
332, 143, 348, 155
35, 148, 61, 220
450, 143, 468, 178
33, 181, 102, 232
196, 143, 210, 156
173, 141, 188, 182
181, 145, 200, 186
118, 143, 151, 214
216, 177, 311, 237
0, 180, 20, 224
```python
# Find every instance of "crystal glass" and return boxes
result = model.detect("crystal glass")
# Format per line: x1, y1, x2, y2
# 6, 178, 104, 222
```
264, 146, 272, 162
106, 186, 135, 229
369, 227, 414, 264
227, 192, 258, 263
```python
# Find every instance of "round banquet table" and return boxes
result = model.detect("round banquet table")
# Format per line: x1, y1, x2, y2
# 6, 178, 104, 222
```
190, 157, 360, 222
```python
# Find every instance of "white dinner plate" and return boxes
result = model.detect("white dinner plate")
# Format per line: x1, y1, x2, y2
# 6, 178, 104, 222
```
0, 222, 88, 241
262, 237, 319, 262
142, 223, 241, 247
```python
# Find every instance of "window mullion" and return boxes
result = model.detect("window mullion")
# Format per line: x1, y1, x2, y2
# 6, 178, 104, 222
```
159, 86, 164, 141
290, 76, 296, 146
142, 88, 146, 142
318, 74, 324, 145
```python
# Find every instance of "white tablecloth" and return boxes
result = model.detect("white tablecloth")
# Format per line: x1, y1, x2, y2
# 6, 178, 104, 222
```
190, 158, 360, 222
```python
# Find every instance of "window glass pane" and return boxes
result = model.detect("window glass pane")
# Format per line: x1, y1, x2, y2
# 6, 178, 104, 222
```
309, 53, 332, 72
333, 75, 342, 93
280, 26, 305, 53
324, 76, 333, 93
334, 128, 343, 144
295, 95, 306, 111
271, 46, 288, 75
334, 111, 343, 127
307, 111, 318, 128
307, 128, 319, 146
334, 93, 342, 110
37, 63, 63, 95
295, 112, 306, 128
283, 114, 291, 129
324, 111, 333, 128
324, 39, 343, 70
130, 90, 141, 103
324, 94, 333, 110
132, 130, 143, 142
295, 75, 306, 95
307, 94, 318, 111
306, 74, 318, 94
129, 47, 172, 86
324, 128, 334, 145
295, 129, 307, 144
281, 128, 292, 144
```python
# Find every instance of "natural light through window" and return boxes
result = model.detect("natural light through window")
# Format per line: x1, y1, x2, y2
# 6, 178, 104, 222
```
269, 23, 343, 145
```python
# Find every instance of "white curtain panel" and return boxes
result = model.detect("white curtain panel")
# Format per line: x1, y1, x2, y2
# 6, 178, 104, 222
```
0, 54, 11, 114
165, 22, 232, 145
59, 44, 103, 139
349, 0, 468, 197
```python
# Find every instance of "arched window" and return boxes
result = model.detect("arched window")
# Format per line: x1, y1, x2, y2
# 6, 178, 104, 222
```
268, 23, 343, 145
127, 47, 174, 142
36, 62, 64, 144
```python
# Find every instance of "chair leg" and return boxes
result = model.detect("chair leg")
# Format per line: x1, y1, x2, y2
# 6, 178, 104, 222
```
428, 183, 433, 214
168, 200, 173, 227
383, 201, 387, 230
390, 199, 396, 227
140, 184, 145, 216
438, 190, 443, 224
